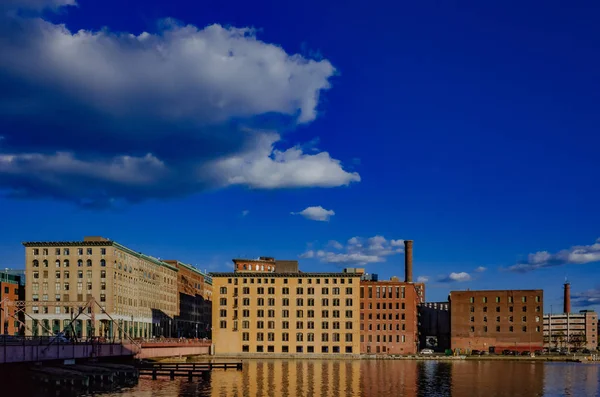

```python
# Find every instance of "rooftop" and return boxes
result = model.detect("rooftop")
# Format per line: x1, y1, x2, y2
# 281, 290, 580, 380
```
210, 272, 361, 278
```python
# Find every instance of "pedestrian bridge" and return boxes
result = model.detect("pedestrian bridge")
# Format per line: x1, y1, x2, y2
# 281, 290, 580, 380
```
0, 337, 211, 364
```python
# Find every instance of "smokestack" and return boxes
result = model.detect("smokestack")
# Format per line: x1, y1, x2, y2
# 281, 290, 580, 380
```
404, 240, 413, 283
563, 281, 571, 314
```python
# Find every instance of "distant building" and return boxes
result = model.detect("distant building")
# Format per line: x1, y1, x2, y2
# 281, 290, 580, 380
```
212, 257, 361, 355
449, 289, 544, 353
163, 260, 213, 339
543, 310, 597, 351
356, 240, 424, 355
23, 237, 178, 339
0, 271, 25, 335
418, 301, 450, 352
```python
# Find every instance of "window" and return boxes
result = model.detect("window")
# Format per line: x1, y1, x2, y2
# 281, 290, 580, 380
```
522, 296, 527, 303
77, 259, 83, 267
470, 316, 475, 323
483, 297, 487, 303
483, 306, 487, 312
346, 287, 352, 294
322, 287, 329, 294
522, 306, 527, 312
496, 296, 500, 303
257, 333, 264, 341
535, 295, 540, 302
296, 333, 303, 342
469, 297, 474, 303
220, 287, 227, 294
522, 326, 527, 332
86, 248, 92, 255
100, 259, 106, 267
86, 259, 92, 267
220, 321, 227, 329
242, 321, 249, 329
509, 326, 513, 332
220, 298, 227, 305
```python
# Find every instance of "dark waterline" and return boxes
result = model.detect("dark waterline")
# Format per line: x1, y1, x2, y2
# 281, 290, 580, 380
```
20, 360, 600, 397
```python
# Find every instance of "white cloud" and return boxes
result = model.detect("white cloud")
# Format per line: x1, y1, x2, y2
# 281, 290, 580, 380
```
572, 288, 600, 308
291, 206, 335, 222
300, 235, 405, 266
210, 134, 359, 189
0, 6, 359, 206
439, 272, 471, 283
474, 266, 487, 273
328, 240, 343, 250
509, 238, 600, 273
416, 276, 429, 283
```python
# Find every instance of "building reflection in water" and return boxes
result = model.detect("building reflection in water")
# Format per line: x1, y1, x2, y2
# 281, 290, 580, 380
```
211, 360, 362, 397
100, 359, 600, 397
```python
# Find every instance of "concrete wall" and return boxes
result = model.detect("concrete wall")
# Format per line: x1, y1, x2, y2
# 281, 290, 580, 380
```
0, 343, 137, 364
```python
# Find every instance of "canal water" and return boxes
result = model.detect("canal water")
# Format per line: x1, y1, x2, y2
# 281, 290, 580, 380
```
32, 360, 600, 396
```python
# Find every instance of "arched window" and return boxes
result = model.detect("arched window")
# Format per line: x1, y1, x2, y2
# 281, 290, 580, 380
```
63, 259, 69, 267
86, 259, 92, 267
33, 259, 39, 268
100, 259, 106, 267
55, 260, 60, 268
77, 259, 83, 267
43, 260, 48, 267
243, 264, 247, 270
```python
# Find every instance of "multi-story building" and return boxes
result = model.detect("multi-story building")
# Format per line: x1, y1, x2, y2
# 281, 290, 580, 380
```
418, 301, 451, 352
164, 260, 213, 338
449, 289, 544, 353
359, 276, 421, 354
357, 240, 424, 355
212, 258, 361, 355
0, 271, 25, 335
543, 310, 598, 351
23, 236, 178, 339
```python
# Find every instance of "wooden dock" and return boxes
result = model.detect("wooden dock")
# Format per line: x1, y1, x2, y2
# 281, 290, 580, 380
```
137, 361, 243, 380
30, 367, 90, 389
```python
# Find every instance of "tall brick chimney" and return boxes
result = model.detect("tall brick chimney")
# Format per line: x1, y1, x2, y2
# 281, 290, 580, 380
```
404, 240, 413, 283
563, 281, 571, 314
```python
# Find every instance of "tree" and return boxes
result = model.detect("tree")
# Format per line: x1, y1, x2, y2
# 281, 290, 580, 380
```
553, 331, 565, 348
568, 332, 586, 350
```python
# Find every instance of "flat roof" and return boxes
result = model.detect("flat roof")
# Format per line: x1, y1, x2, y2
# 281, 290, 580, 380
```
210, 272, 361, 278
23, 239, 178, 272
449, 289, 543, 293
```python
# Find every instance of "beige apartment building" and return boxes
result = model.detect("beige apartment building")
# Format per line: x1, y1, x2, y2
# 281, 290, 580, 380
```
212, 267, 362, 355
543, 310, 598, 351
23, 236, 178, 339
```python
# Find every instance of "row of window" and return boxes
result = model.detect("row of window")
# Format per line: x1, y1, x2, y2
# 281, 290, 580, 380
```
32, 248, 107, 256
469, 325, 541, 333
360, 286, 407, 299
32, 281, 106, 296
361, 323, 407, 331
32, 270, 105, 279
361, 313, 407, 321
226, 278, 353, 285
32, 259, 106, 268
221, 309, 354, 319
220, 287, 352, 295
220, 319, 354, 329
469, 296, 541, 304
361, 334, 407, 343
361, 302, 407, 310
470, 316, 540, 323
242, 332, 354, 342
470, 306, 541, 313
220, 297, 354, 307
242, 345, 353, 353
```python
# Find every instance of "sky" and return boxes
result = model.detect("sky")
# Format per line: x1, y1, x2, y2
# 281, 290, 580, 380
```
0, 0, 599, 312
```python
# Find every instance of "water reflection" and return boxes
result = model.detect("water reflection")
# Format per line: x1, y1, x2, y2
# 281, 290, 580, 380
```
98, 360, 599, 397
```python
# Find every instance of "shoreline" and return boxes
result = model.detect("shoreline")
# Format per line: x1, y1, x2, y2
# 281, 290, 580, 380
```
154, 354, 598, 363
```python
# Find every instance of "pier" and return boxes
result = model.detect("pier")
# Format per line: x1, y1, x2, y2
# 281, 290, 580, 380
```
136, 361, 243, 380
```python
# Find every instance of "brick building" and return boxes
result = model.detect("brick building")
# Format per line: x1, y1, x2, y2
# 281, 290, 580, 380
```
212, 258, 361, 355
0, 272, 25, 335
357, 240, 425, 355
164, 260, 213, 339
449, 289, 544, 353
359, 277, 421, 354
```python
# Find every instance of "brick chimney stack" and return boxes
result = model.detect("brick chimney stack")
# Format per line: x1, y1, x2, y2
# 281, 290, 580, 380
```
563, 281, 571, 314
404, 240, 413, 283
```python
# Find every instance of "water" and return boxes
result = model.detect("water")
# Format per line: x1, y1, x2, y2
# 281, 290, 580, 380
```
75, 360, 600, 396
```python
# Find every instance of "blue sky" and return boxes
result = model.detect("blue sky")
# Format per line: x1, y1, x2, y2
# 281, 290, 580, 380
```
1, 0, 599, 311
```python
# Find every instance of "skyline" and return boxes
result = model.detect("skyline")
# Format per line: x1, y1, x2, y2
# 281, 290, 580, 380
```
0, 0, 599, 312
